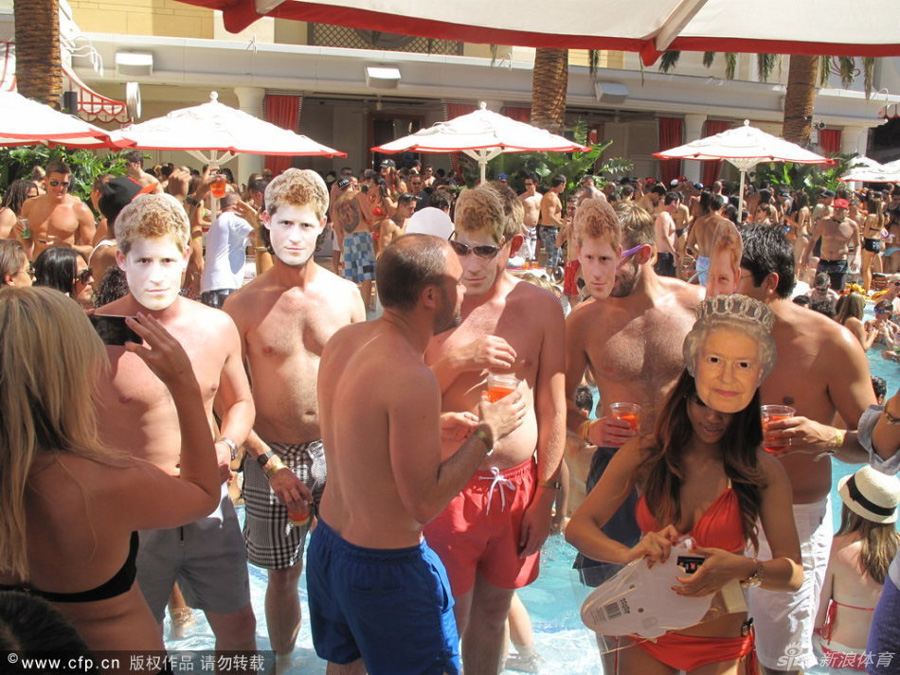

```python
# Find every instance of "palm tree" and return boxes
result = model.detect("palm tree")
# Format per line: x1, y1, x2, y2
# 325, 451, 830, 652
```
13, 0, 62, 109
530, 48, 569, 133
659, 51, 874, 146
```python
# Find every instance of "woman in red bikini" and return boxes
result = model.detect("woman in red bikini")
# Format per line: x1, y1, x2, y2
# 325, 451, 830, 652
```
814, 466, 900, 671
568, 295, 804, 675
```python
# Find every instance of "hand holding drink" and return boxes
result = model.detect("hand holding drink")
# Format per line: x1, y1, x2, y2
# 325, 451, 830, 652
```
484, 373, 518, 402
609, 402, 641, 433
285, 500, 311, 536
760, 404, 795, 454
210, 174, 227, 199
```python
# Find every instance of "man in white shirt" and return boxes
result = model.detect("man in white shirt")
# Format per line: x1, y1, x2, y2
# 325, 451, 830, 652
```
201, 192, 255, 308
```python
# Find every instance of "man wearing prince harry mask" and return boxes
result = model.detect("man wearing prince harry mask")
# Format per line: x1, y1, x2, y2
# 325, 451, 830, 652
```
94, 192, 258, 652
223, 169, 364, 667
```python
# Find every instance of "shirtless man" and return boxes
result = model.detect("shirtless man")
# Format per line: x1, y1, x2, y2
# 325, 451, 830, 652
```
518, 172, 542, 262
803, 198, 862, 292
567, 200, 704, 588
653, 191, 679, 277
223, 169, 364, 663
685, 192, 728, 286
538, 174, 566, 268
638, 183, 666, 216
425, 185, 566, 674
123, 150, 162, 192
737, 223, 875, 675
377, 191, 414, 255
95, 193, 257, 651
309, 234, 525, 675
19, 161, 95, 260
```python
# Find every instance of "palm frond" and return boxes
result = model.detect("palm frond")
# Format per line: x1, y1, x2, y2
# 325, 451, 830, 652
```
836, 56, 855, 89
489, 44, 499, 67
702, 52, 715, 68
659, 50, 681, 73
818, 56, 831, 87
588, 49, 600, 78
756, 53, 778, 82
862, 57, 875, 99
725, 53, 737, 80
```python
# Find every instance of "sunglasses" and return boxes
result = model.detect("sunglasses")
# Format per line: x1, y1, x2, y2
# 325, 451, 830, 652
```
448, 232, 506, 259
619, 243, 645, 261
75, 267, 93, 284
49, 180, 71, 188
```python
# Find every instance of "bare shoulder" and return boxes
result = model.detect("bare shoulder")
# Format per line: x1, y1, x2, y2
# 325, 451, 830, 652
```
314, 263, 360, 296
510, 278, 564, 316
181, 297, 239, 333
661, 276, 704, 308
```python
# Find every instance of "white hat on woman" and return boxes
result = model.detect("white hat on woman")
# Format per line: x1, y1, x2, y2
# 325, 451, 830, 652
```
838, 465, 900, 524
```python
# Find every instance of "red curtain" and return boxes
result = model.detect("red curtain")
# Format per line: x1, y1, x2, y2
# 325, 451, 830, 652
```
702, 120, 733, 187
819, 129, 842, 156
658, 117, 683, 185
264, 94, 301, 176
502, 106, 531, 123
445, 103, 477, 119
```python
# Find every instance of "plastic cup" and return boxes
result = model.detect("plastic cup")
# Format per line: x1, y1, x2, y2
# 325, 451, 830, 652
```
18, 217, 30, 239
760, 404, 795, 453
609, 402, 642, 432
484, 373, 518, 403
287, 502, 310, 528
210, 176, 227, 199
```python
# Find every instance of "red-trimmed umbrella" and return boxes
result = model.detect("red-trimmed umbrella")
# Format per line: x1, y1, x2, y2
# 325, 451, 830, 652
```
172, 0, 900, 66
0, 90, 131, 149
372, 103, 588, 183
655, 120, 832, 210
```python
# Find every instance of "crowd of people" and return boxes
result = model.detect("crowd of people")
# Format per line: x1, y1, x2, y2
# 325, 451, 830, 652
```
1, 152, 900, 675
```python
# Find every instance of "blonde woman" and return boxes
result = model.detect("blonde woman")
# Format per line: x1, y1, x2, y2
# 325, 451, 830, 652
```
0, 287, 220, 659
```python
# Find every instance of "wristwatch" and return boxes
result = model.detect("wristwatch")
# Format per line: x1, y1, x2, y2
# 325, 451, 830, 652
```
184, 195, 199, 207
256, 450, 276, 468
217, 437, 239, 461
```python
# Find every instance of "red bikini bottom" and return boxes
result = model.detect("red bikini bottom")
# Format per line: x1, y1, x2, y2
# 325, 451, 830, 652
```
628, 628, 758, 674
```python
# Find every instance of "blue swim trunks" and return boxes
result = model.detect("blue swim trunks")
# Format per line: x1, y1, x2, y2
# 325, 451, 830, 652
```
307, 519, 460, 675
341, 231, 376, 283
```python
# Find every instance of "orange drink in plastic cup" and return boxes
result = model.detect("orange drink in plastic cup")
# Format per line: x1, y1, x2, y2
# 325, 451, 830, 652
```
609, 402, 642, 432
484, 373, 518, 403
210, 175, 227, 199
287, 501, 310, 528
760, 405, 795, 453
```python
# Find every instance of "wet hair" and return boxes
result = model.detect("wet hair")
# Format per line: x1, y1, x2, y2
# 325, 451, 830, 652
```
740, 224, 796, 299
836, 505, 900, 584
123, 150, 144, 165
2, 180, 38, 215
793, 295, 811, 307
651, 184, 666, 196
813, 272, 831, 289
0, 593, 94, 666
550, 175, 567, 189
116, 193, 190, 256
44, 161, 70, 177
92, 266, 130, 307
33, 247, 79, 296
614, 201, 655, 248
248, 178, 268, 195
809, 298, 836, 319
455, 185, 511, 242
871, 375, 887, 404
835, 292, 866, 324
376, 234, 450, 311
0, 240, 27, 285
429, 190, 452, 211
264, 168, 329, 222
639, 369, 766, 551
0, 287, 123, 578
574, 198, 622, 249
664, 191, 681, 206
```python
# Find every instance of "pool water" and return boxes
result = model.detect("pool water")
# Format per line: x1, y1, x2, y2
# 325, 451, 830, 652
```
164, 336, 900, 674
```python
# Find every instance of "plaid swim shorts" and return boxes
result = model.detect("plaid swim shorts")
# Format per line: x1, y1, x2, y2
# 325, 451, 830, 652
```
341, 231, 376, 283
243, 439, 327, 569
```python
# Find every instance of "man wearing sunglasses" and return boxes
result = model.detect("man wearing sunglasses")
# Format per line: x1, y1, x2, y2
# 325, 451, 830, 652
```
569, 201, 703, 595
19, 160, 95, 262
424, 185, 566, 674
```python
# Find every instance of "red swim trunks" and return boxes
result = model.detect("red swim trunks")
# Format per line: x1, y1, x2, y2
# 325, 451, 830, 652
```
563, 260, 581, 296
424, 459, 540, 596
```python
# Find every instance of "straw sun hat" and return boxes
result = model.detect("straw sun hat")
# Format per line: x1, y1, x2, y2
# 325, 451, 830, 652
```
837, 466, 900, 524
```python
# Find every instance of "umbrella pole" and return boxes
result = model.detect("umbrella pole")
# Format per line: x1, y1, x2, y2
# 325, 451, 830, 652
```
479, 151, 487, 185
738, 170, 746, 218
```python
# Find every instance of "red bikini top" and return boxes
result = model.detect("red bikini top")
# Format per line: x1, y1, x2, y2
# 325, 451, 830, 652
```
635, 487, 746, 553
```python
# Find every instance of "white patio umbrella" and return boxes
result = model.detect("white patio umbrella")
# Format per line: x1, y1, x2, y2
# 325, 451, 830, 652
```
654, 120, 832, 210
175, 0, 900, 67
372, 102, 588, 184
0, 90, 130, 149
110, 91, 346, 166
840, 157, 900, 184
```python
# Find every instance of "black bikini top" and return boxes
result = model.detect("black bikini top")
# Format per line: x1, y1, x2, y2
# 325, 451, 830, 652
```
0, 532, 139, 603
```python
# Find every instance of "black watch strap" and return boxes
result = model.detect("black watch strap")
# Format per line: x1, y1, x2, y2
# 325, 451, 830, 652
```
256, 450, 276, 468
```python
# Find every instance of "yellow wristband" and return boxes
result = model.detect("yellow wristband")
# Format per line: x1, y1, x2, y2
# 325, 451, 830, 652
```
580, 420, 593, 442
263, 455, 286, 478
833, 428, 845, 450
